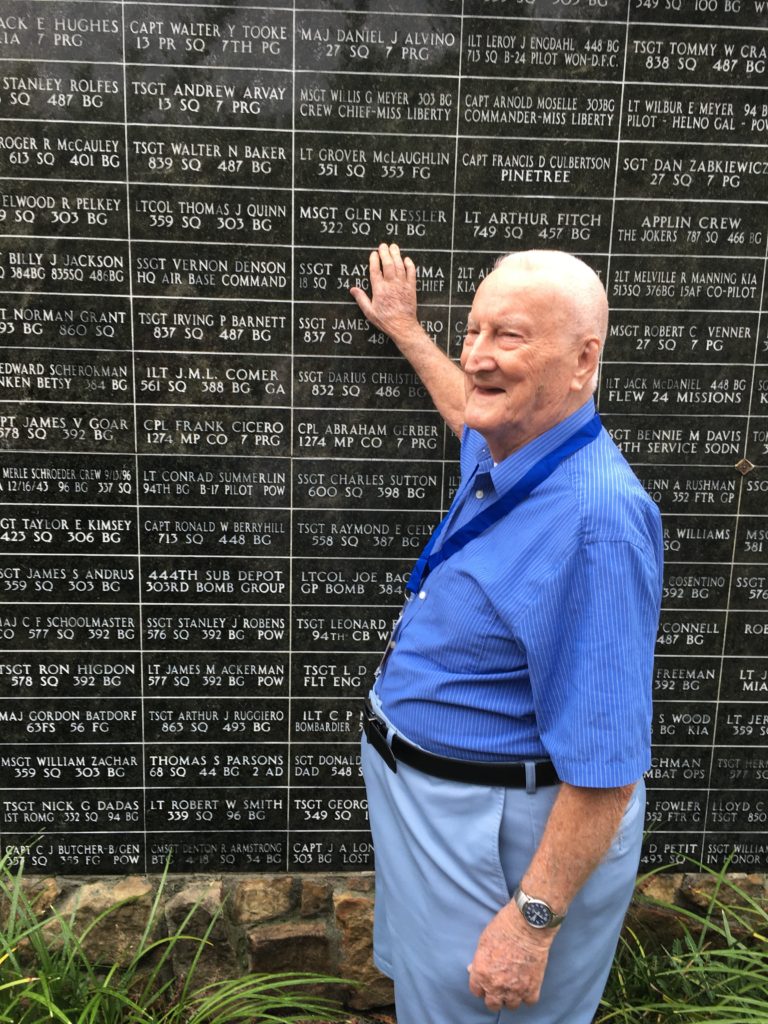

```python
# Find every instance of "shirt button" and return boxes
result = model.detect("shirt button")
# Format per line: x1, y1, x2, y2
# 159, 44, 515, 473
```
475, 489, 484, 499
389, 640, 396, 650
418, 590, 427, 600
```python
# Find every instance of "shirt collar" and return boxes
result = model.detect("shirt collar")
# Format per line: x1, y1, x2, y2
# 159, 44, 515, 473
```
476, 400, 597, 492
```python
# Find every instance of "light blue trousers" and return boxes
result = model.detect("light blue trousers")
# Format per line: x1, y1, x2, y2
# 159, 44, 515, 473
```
362, 734, 644, 1024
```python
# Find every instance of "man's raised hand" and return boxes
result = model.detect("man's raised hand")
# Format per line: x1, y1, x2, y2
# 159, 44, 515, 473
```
350, 242, 419, 343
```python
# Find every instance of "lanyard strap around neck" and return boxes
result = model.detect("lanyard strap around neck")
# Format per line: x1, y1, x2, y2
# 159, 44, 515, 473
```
406, 413, 603, 595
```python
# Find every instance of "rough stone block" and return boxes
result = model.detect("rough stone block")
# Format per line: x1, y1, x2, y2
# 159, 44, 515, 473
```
334, 892, 393, 1010
44, 877, 155, 964
164, 879, 235, 985
247, 919, 332, 975
247, 919, 348, 1008
231, 875, 296, 925
300, 878, 332, 917
680, 871, 768, 912
0, 875, 60, 925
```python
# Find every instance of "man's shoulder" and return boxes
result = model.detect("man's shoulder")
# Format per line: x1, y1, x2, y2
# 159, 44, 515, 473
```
563, 429, 662, 545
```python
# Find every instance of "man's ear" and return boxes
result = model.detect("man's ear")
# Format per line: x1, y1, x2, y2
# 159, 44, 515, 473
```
571, 336, 601, 392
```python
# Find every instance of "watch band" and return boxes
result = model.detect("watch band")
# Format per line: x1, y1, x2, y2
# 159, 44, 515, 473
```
513, 887, 566, 930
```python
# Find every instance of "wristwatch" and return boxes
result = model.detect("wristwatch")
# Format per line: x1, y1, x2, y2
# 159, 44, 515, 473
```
513, 887, 566, 930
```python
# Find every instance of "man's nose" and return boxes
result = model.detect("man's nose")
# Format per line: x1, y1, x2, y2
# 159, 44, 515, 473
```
462, 334, 496, 373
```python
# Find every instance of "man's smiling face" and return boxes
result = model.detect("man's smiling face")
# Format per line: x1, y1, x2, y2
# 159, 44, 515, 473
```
460, 259, 601, 463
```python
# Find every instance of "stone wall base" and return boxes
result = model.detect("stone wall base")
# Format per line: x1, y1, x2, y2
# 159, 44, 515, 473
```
16, 871, 393, 1012
629, 870, 768, 947
14, 869, 768, 1015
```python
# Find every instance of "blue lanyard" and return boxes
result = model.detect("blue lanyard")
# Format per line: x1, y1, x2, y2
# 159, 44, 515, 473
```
406, 413, 603, 595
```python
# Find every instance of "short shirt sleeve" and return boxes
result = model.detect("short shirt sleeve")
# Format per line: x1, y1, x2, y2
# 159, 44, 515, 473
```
519, 538, 660, 787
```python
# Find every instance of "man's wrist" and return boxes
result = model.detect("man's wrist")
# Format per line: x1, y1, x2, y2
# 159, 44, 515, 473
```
513, 887, 566, 930
391, 320, 430, 350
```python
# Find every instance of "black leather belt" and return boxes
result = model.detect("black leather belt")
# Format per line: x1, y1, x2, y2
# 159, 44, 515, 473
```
362, 699, 560, 788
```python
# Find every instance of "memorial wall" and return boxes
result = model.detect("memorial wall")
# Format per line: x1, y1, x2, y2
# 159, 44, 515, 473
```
0, 0, 765, 876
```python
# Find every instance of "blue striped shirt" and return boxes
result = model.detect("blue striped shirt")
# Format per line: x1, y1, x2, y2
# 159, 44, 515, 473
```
375, 400, 664, 788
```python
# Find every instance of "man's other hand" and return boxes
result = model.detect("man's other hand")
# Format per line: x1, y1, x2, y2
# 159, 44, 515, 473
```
467, 901, 557, 1012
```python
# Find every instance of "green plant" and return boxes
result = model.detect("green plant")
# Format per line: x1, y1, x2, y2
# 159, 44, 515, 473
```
0, 851, 351, 1023
596, 858, 768, 1023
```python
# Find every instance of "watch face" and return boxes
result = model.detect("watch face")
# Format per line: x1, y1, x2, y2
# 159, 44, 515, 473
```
523, 900, 552, 928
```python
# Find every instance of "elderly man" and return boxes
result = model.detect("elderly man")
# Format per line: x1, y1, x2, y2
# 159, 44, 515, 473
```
349, 244, 663, 1024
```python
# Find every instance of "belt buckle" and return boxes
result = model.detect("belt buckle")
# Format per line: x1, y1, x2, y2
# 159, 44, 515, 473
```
362, 703, 398, 773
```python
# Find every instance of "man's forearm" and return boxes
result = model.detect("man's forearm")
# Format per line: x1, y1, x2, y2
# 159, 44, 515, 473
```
387, 320, 465, 437
521, 781, 636, 916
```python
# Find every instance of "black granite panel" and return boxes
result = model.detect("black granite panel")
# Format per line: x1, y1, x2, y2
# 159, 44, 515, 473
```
462, 17, 625, 79
143, 653, 289, 696
653, 657, 719, 702
294, 73, 458, 133
140, 508, 290, 556
1, 789, 141, 833
617, 141, 768, 202
725, 612, 768, 657
646, 791, 706, 832
632, 0, 767, 27
0, 745, 142, 788
0, 652, 142, 698
292, 458, 442, 510
625, 23, 768, 86
633, 466, 739, 516
3, 838, 145, 874
704, 835, 768, 869
125, 6, 292, 68
0, 297, 130, 350
0, 62, 123, 121
293, 408, 444, 459
720, 657, 768, 700
295, 134, 455, 194
295, 11, 461, 74
463, 0, 627, 18
291, 652, 379, 696
296, 191, 454, 249
147, 835, 287, 873
126, 68, 291, 129
710, 747, 768, 789
0, 122, 126, 182
602, 414, 747, 464
288, 833, 373, 871
138, 407, 291, 457
128, 125, 291, 188
291, 743, 364, 785
0, 238, 128, 295
0, 556, 138, 602
607, 310, 758, 364
292, 608, 400, 652
142, 608, 289, 652
456, 137, 617, 195
0, 4, 123, 60
1, 0, 766, 873
622, 83, 766, 146
139, 456, 290, 507
0, 181, 127, 239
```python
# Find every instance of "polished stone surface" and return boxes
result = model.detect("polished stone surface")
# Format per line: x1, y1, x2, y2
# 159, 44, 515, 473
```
0, 0, 765, 873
